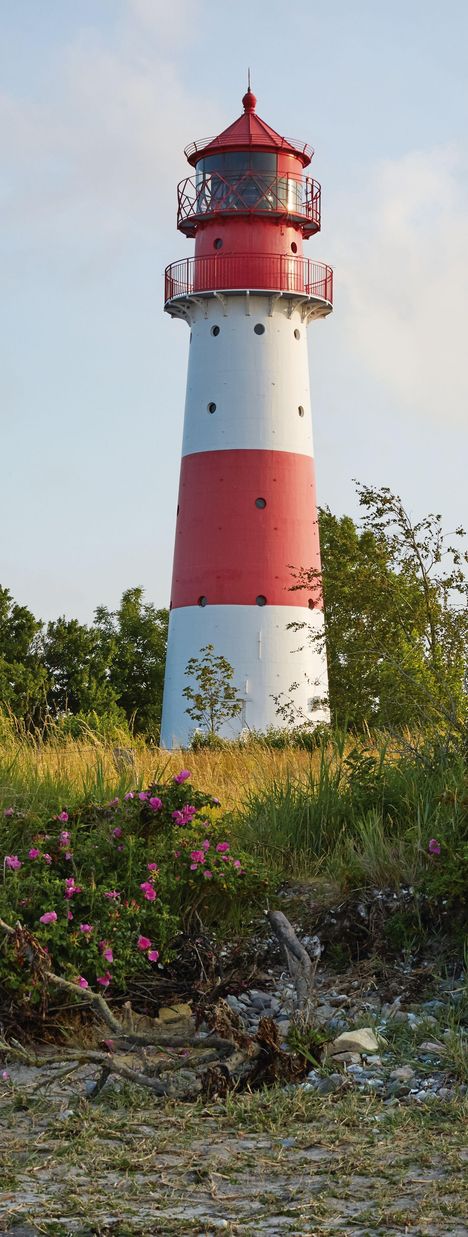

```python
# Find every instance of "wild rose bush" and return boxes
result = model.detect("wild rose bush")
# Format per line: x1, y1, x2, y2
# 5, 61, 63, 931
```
0, 772, 268, 1006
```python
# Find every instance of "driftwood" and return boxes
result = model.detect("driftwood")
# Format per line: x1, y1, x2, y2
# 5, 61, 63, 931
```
267, 910, 319, 1016
0, 912, 315, 1100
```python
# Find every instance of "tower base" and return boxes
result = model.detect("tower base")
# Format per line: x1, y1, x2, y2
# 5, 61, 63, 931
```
160, 604, 329, 749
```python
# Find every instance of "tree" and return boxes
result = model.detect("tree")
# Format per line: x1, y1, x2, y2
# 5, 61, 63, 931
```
285, 486, 467, 733
42, 617, 118, 717
0, 587, 48, 726
183, 644, 243, 737
94, 588, 168, 737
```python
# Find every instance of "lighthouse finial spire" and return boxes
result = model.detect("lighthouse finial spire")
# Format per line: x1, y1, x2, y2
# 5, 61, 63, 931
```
242, 71, 256, 113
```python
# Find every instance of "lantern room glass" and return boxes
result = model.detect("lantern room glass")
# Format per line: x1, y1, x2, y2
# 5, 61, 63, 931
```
194, 151, 302, 215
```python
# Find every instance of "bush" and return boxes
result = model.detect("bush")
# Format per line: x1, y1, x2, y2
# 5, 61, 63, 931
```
0, 771, 269, 1009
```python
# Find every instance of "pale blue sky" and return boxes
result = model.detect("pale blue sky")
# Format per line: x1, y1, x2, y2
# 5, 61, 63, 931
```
1, 0, 467, 622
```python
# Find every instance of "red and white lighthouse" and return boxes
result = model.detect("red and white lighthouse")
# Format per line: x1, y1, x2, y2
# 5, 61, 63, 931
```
160, 87, 333, 748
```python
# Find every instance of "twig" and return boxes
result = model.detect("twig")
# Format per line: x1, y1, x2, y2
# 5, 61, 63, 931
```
267, 910, 316, 1015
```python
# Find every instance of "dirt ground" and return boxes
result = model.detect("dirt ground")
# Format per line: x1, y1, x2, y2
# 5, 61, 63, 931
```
0, 1062, 466, 1237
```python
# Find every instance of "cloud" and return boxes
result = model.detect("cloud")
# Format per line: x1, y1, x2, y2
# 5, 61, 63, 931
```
336, 145, 468, 426
0, 2, 213, 272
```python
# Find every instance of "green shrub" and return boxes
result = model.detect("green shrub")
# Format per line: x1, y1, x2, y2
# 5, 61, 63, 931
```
0, 771, 268, 1008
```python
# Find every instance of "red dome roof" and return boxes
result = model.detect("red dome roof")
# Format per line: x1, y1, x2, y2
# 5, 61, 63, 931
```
184, 93, 313, 168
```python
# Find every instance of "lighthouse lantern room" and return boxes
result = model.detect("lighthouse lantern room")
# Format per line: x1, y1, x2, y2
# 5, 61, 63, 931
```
160, 87, 333, 748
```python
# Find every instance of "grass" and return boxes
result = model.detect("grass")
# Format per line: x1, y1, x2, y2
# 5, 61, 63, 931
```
0, 1078, 466, 1235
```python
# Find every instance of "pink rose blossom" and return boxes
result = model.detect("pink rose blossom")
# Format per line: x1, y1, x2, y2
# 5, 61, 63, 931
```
79, 923, 93, 934
109, 797, 119, 808
97, 971, 112, 987
112, 827, 122, 839
190, 863, 198, 871
39, 911, 57, 925
64, 851, 73, 860
202, 839, 210, 851
5, 855, 22, 871
77, 976, 88, 988
147, 862, 158, 872
67, 911, 74, 921
428, 838, 441, 855
3, 807, 14, 818
103, 947, 113, 963
233, 859, 242, 869
149, 797, 163, 811
43, 853, 52, 865
147, 949, 160, 962
28, 848, 41, 860
104, 890, 120, 899
140, 881, 157, 901
216, 842, 230, 853
59, 831, 71, 845
58, 811, 69, 823
203, 870, 213, 879
138, 791, 149, 802
190, 850, 206, 864
137, 935, 152, 950
124, 791, 134, 801
1, 1069, 10, 1080
173, 770, 190, 783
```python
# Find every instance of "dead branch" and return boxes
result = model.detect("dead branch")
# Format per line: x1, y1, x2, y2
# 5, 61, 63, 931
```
267, 910, 317, 1015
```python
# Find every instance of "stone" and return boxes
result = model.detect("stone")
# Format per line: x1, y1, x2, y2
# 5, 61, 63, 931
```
329, 1027, 380, 1056
390, 1065, 415, 1081
331, 1051, 362, 1064
157, 1002, 192, 1024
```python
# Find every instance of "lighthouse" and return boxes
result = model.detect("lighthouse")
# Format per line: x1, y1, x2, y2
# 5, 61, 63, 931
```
160, 86, 333, 748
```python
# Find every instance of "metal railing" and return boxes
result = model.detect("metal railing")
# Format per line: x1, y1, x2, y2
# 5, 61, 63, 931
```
177, 173, 321, 236
184, 134, 314, 164
164, 254, 333, 305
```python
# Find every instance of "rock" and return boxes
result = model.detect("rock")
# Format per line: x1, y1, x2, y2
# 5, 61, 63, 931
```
418, 1040, 446, 1054
315, 1004, 336, 1023
390, 1065, 415, 1081
157, 1003, 192, 1024
331, 1051, 362, 1065
438, 1087, 454, 1100
329, 1027, 380, 1056
328, 994, 350, 1007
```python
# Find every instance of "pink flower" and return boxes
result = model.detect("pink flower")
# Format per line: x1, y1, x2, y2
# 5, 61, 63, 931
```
190, 863, 198, 871
64, 877, 82, 899
216, 842, 230, 853
202, 839, 210, 851
103, 947, 113, 963
67, 911, 74, 921
97, 972, 112, 987
112, 827, 123, 839
428, 838, 441, 855
77, 976, 88, 988
58, 811, 69, 823
59, 831, 71, 846
203, 870, 213, 879
39, 911, 57, 925
5, 855, 22, 871
174, 849, 181, 858
4, 807, 14, 817
28, 848, 41, 860
233, 859, 242, 869
138, 791, 148, 802
137, 935, 152, 950
1, 1069, 10, 1080
147, 949, 160, 962
172, 810, 185, 826
64, 851, 73, 861
147, 862, 158, 872
140, 881, 157, 901
79, 923, 93, 934
211, 797, 220, 806
43, 853, 52, 865
109, 797, 119, 808
104, 890, 120, 899
149, 797, 163, 811
124, 791, 134, 801
173, 770, 190, 783
190, 850, 206, 864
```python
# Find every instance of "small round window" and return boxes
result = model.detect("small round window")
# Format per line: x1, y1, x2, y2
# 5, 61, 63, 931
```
298, 405, 305, 417
294, 328, 301, 340
256, 594, 267, 607
308, 598, 315, 610
213, 238, 223, 250
254, 323, 265, 335
211, 325, 220, 337
198, 596, 208, 607
255, 497, 266, 508
291, 241, 298, 254
207, 402, 217, 414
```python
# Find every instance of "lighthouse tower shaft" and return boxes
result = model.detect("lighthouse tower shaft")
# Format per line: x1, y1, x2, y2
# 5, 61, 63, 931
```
161, 89, 333, 748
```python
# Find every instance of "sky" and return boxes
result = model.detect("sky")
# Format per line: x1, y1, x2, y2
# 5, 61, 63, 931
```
1, 0, 467, 624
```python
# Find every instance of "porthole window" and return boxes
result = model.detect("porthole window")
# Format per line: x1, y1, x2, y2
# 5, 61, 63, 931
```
213, 238, 223, 250
211, 325, 220, 337
294, 328, 301, 340
291, 241, 298, 254
308, 598, 315, 610
254, 323, 265, 335
198, 596, 208, 607
255, 497, 266, 509
298, 405, 305, 417
207, 401, 217, 414
256, 594, 267, 607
